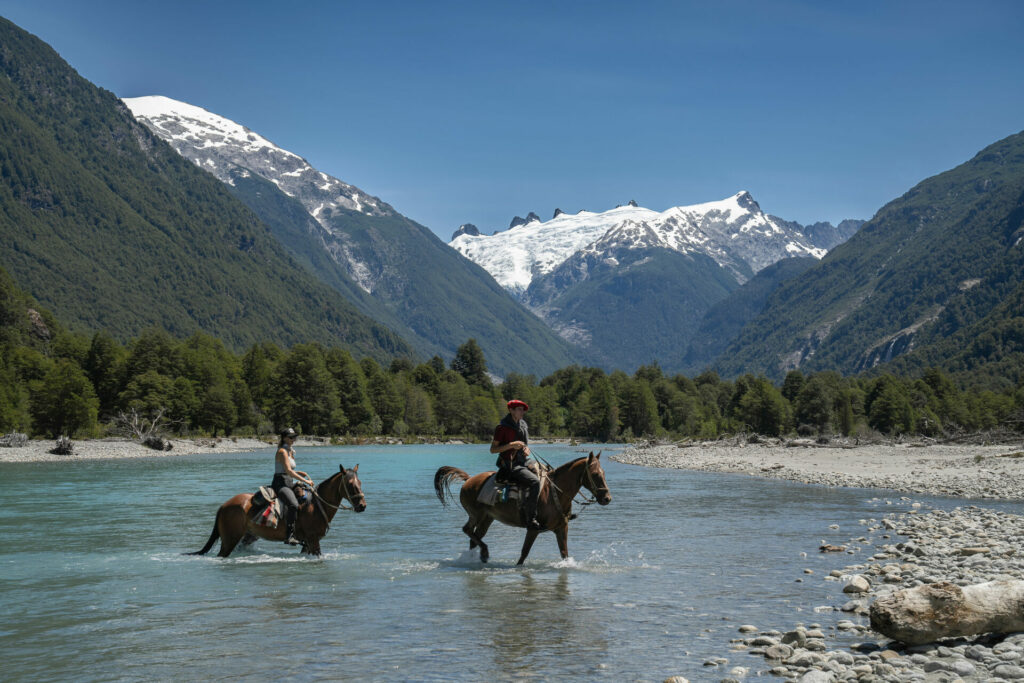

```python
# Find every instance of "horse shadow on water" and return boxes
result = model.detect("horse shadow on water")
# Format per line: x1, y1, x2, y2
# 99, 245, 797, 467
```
434, 452, 612, 566
186, 464, 366, 558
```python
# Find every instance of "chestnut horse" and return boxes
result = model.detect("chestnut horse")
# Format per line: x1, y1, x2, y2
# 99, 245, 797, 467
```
434, 452, 611, 565
189, 464, 366, 558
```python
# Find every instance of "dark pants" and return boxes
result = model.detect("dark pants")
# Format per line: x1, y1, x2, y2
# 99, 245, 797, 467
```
508, 463, 540, 521
272, 475, 299, 526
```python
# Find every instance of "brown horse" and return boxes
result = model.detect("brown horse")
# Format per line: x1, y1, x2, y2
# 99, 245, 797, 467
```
189, 464, 366, 558
434, 452, 611, 565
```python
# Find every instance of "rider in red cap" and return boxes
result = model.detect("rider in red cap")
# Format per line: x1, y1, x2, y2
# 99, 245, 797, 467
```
490, 399, 542, 529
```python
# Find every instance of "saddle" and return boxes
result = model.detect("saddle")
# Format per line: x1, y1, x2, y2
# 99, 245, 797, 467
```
476, 461, 548, 507
249, 484, 313, 528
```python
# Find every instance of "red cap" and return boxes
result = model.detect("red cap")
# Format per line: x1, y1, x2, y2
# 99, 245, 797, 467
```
507, 399, 529, 411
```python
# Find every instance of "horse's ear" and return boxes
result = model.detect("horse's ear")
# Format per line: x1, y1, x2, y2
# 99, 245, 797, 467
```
596, 451, 601, 459
339, 464, 346, 473
353, 464, 359, 472
587, 451, 595, 462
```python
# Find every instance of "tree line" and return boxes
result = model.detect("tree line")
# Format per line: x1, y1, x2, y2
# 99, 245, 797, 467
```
2, 322, 1022, 442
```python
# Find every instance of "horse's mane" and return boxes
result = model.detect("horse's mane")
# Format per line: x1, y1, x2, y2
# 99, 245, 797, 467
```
552, 456, 590, 477
316, 469, 343, 497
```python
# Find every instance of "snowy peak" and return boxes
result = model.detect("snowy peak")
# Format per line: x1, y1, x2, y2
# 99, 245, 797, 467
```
450, 192, 827, 294
123, 95, 393, 222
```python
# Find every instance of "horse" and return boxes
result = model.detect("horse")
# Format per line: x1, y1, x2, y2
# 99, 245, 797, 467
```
433, 452, 611, 565
188, 464, 366, 558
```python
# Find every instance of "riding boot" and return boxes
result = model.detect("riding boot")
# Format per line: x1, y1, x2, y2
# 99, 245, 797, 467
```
524, 484, 543, 530
284, 508, 299, 545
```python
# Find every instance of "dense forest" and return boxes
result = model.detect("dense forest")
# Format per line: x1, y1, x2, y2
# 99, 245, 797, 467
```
2, 265, 1022, 443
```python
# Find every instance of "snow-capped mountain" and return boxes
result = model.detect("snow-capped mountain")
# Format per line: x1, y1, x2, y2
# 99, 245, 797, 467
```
450, 192, 860, 372
125, 96, 391, 219
123, 95, 581, 375
450, 191, 828, 297
124, 95, 392, 293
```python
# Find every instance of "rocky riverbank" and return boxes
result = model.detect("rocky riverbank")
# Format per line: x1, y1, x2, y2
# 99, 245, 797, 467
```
615, 442, 1024, 682
0, 436, 283, 463
701, 505, 1024, 682
614, 441, 1024, 500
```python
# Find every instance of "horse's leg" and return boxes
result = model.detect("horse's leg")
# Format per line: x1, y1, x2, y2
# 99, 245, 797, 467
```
462, 514, 491, 563
216, 506, 247, 558
554, 525, 569, 560
516, 528, 541, 566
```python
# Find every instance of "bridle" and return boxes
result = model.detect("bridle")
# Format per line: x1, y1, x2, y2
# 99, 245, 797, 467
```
580, 458, 610, 502
311, 471, 364, 530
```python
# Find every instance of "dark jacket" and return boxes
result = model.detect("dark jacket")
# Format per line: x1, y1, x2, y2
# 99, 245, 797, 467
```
493, 413, 529, 469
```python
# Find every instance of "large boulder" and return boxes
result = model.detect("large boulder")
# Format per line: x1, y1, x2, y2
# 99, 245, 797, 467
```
870, 580, 1024, 645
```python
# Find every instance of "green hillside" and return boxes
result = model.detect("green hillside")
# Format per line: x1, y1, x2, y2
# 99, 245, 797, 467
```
715, 130, 1024, 383
0, 17, 413, 362
528, 248, 739, 373
678, 256, 818, 375
291, 203, 584, 376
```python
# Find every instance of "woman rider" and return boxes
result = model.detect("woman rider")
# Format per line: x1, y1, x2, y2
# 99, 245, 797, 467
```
273, 427, 314, 545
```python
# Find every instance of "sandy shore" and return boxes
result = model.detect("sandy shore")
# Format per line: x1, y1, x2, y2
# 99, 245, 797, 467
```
614, 440, 1024, 500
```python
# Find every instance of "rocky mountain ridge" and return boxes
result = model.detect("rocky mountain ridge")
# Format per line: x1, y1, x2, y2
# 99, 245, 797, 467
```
450, 191, 857, 298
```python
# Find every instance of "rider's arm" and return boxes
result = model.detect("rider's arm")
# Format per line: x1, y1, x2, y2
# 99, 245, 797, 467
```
277, 449, 313, 485
490, 439, 524, 454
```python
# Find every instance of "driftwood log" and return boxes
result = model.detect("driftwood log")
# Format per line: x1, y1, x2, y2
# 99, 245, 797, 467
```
870, 580, 1024, 645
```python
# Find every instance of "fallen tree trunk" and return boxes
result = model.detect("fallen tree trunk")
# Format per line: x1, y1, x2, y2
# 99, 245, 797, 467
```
870, 580, 1024, 645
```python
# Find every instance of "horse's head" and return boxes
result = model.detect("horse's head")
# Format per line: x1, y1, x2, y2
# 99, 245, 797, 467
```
584, 452, 611, 506
339, 464, 367, 513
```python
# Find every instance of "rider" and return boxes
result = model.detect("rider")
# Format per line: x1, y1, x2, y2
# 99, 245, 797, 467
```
273, 427, 314, 545
490, 399, 542, 530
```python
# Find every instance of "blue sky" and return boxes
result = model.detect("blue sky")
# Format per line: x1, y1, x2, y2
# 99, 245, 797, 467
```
2, 1, 1023, 239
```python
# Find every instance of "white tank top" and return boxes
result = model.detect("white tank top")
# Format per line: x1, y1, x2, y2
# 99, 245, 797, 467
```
275, 448, 296, 486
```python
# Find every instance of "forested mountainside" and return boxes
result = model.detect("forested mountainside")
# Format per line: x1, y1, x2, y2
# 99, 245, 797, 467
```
677, 256, 819, 375
0, 18, 413, 362
715, 130, 1024, 386
124, 96, 582, 376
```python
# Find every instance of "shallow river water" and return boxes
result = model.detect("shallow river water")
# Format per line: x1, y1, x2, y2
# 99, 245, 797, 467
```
0, 443, 1001, 682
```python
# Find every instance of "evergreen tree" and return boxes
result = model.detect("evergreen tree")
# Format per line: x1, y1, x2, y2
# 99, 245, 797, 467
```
30, 358, 99, 437
84, 330, 126, 418
734, 375, 789, 436
451, 338, 491, 389
361, 357, 403, 433
327, 348, 374, 430
269, 344, 338, 434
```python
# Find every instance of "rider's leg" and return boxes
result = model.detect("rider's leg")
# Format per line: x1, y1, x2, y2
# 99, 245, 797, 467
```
276, 485, 300, 545
510, 464, 542, 529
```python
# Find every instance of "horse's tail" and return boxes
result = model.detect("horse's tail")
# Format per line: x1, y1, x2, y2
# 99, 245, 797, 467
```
434, 466, 469, 507
186, 508, 222, 556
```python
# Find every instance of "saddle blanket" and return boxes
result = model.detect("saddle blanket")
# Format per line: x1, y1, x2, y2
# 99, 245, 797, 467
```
250, 486, 281, 528
249, 484, 313, 528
